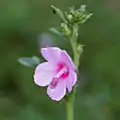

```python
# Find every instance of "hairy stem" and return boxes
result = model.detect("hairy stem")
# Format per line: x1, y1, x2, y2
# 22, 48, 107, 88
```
66, 23, 81, 120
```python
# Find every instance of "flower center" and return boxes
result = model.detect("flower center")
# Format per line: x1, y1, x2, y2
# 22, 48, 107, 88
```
50, 62, 69, 88
57, 62, 69, 79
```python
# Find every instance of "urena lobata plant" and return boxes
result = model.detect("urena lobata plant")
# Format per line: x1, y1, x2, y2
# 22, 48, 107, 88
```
18, 5, 92, 120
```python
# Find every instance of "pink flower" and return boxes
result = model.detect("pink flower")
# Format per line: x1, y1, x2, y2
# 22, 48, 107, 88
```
34, 47, 77, 101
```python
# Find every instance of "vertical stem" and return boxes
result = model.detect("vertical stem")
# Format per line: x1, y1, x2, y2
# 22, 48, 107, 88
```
66, 23, 81, 120
66, 97, 74, 120
70, 24, 80, 71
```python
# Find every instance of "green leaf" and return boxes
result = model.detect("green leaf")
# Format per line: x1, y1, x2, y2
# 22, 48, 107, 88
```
18, 56, 40, 67
51, 5, 67, 23
50, 24, 72, 37
50, 27, 62, 35
80, 13, 93, 24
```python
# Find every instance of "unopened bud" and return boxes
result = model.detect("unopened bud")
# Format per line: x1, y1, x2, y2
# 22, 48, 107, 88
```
61, 23, 71, 35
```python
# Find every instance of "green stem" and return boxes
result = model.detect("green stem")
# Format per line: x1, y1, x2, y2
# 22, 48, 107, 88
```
66, 96, 74, 120
66, 23, 81, 120
70, 24, 80, 71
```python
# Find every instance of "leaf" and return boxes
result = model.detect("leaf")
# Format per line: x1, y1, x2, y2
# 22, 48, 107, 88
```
50, 27, 63, 36
18, 56, 40, 67
51, 5, 67, 23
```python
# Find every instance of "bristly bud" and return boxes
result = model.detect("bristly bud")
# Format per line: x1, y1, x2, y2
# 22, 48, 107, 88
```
65, 13, 73, 23
77, 44, 84, 54
78, 5, 86, 13
50, 5, 92, 39
65, 5, 93, 24
60, 23, 71, 36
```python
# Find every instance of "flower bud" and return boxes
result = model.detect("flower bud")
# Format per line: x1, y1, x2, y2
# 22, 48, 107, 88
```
77, 44, 84, 54
65, 5, 93, 25
60, 23, 71, 36
66, 13, 73, 23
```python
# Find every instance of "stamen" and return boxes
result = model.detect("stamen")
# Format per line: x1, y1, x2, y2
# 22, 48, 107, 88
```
55, 67, 68, 78
50, 66, 69, 88
50, 78, 58, 88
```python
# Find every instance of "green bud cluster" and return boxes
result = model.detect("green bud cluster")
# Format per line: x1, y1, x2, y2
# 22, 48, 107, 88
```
65, 5, 93, 24
50, 5, 92, 38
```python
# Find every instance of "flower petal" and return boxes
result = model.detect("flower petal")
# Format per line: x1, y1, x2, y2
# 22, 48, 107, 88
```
34, 62, 55, 86
61, 50, 75, 70
41, 47, 61, 63
66, 71, 77, 93
47, 80, 66, 101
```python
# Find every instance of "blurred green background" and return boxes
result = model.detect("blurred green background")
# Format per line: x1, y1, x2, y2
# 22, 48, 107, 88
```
0, 0, 120, 120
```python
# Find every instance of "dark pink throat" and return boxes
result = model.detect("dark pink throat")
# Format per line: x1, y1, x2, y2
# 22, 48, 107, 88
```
50, 62, 69, 88
57, 62, 69, 79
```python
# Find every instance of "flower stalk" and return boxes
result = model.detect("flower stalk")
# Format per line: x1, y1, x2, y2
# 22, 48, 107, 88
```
66, 94, 74, 120
50, 5, 92, 120
66, 23, 82, 120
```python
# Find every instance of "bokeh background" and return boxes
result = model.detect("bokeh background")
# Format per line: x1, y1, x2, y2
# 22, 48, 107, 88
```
0, 0, 120, 120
